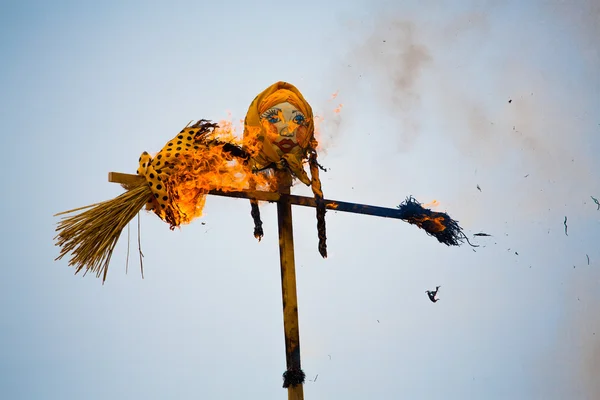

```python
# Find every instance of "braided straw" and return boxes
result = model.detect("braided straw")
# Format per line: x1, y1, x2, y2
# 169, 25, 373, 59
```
309, 148, 327, 258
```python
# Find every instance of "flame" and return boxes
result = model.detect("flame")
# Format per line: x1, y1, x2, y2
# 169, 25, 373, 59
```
311, 94, 342, 153
423, 199, 439, 208
408, 214, 447, 233
156, 120, 277, 226
313, 114, 325, 145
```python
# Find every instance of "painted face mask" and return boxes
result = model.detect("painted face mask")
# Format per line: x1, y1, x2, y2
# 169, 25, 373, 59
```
243, 81, 317, 186
243, 81, 327, 257
261, 101, 305, 154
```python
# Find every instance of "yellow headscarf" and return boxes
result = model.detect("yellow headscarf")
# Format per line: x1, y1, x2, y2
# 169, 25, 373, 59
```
243, 81, 327, 257
243, 81, 317, 186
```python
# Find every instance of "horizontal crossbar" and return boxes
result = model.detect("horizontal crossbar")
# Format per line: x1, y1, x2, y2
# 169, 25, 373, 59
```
108, 172, 404, 220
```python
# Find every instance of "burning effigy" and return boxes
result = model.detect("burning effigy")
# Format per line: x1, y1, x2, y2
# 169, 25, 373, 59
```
54, 119, 269, 282
55, 81, 328, 282
54, 81, 468, 284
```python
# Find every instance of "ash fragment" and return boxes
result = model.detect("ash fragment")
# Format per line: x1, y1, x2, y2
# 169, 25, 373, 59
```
426, 286, 441, 303
473, 232, 492, 237
591, 196, 600, 210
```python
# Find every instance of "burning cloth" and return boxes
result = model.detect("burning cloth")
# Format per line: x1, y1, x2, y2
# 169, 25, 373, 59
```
54, 82, 328, 282
135, 120, 273, 228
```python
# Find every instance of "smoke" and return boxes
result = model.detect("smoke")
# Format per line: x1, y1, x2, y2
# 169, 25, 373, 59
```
325, 2, 600, 398
540, 271, 600, 399
542, 0, 600, 67
332, 18, 433, 150
327, 2, 599, 218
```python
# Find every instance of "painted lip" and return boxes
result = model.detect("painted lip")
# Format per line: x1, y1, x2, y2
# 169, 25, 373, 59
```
274, 138, 298, 153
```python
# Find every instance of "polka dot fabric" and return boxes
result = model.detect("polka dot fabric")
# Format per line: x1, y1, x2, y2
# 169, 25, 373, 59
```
137, 128, 201, 226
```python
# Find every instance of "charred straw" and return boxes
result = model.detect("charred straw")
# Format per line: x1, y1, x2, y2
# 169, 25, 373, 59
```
309, 149, 327, 258
250, 199, 263, 240
189, 120, 250, 161
396, 196, 472, 247
221, 142, 249, 160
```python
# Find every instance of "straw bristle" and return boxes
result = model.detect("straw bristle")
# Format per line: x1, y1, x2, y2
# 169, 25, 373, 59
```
54, 179, 151, 283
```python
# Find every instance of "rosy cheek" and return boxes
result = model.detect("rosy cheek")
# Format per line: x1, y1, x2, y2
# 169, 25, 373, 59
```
295, 126, 307, 144
265, 123, 279, 140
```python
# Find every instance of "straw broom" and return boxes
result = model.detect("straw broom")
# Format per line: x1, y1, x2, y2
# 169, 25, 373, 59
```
54, 178, 151, 283
54, 119, 266, 283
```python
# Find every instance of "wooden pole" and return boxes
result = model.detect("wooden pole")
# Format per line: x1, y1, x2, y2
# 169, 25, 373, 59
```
105, 171, 465, 395
276, 170, 304, 400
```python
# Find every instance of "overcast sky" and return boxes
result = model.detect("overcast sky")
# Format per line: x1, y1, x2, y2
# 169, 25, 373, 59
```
1, 0, 599, 399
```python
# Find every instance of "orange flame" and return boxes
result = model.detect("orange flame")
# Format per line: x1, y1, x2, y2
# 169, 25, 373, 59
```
408, 214, 446, 233
423, 199, 439, 208
334, 104, 343, 113
149, 120, 277, 226
313, 114, 325, 145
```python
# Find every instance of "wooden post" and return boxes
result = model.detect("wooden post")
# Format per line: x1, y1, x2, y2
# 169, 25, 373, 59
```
276, 170, 304, 400
106, 171, 465, 398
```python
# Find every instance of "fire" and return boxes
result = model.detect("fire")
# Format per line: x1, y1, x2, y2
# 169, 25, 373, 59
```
327, 202, 339, 209
423, 199, 439, 208
334, 104, 343, 113
312, 114, 325, 145
407, 214, 447, 233
145, 119, 277, 227
331, 90, 339, 99
407, 200, 445, 232
396, 196, 467, 246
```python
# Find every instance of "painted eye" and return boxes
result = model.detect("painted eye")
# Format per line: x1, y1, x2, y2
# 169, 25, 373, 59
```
262, 110, 280, 124
293, 114, 305, 125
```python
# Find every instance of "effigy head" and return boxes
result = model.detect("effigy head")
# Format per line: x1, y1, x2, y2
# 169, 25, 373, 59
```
243, 81, 317, 185
243, 81, 327, 257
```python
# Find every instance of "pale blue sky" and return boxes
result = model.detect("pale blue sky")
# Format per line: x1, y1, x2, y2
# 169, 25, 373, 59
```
1, 1, 599, 399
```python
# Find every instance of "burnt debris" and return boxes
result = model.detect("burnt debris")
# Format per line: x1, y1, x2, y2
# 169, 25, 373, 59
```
397, 196, 472, 247
426, 286, 441, 303
591, 196, 600, 210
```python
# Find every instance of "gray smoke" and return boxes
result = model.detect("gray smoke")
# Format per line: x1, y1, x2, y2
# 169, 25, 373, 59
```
327, 2, 600, 398
330, 1, 599, 215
